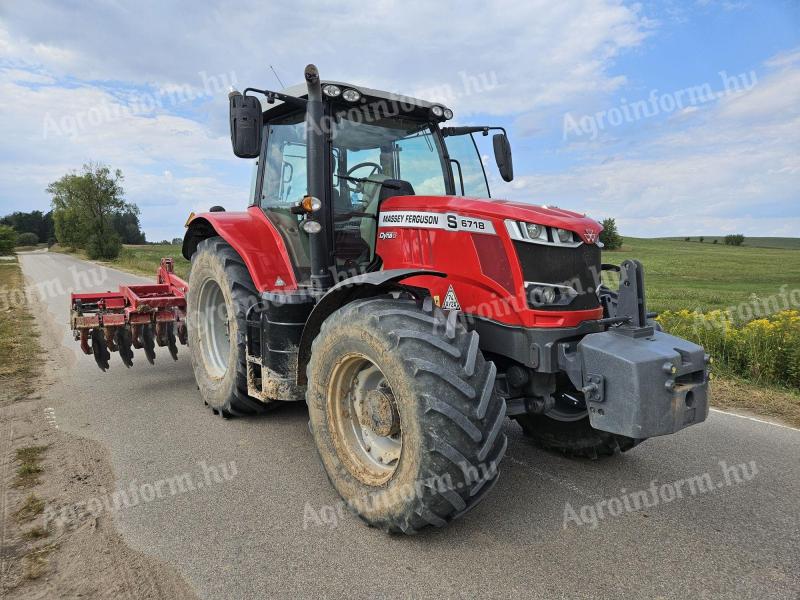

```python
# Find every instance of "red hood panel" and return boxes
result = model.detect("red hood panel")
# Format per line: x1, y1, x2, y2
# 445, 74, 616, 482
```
381, 196, 602, 244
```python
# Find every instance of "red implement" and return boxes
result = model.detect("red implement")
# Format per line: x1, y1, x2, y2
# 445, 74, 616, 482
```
70, 258, 189, 370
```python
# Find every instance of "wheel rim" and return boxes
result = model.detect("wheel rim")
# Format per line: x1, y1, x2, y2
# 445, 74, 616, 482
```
197, 278, 230, 378
327, 354, 402, 486
545, 391, 588, 422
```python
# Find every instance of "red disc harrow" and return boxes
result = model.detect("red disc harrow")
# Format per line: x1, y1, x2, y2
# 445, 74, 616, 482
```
70, 258, 188, 371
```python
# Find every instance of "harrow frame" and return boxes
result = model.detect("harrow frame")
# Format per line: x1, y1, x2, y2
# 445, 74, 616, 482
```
70, 258, 189, 370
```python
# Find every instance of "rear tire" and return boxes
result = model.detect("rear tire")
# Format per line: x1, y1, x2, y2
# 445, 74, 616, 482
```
306, 297, 507, 534
514, 414, 641, 459
187, 236, 274, 417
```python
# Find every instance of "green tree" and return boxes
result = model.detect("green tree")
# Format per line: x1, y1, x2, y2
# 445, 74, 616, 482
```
47, 163, 136, 259
599, 218, 623, 250
724, 234, 745, 246
0, 225, 18, 255
16, 232, 39, 246
111, 208, 146, 244
0, 210, 55, 242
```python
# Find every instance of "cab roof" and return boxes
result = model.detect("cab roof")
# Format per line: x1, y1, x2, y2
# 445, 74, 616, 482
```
260, 80, 451, 119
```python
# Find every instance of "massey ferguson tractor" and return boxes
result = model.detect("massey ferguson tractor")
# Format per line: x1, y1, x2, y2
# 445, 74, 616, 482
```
70, 65, 710, 533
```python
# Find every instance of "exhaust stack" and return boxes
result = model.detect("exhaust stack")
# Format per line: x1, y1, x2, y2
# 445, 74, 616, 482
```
304, 64, 334, 292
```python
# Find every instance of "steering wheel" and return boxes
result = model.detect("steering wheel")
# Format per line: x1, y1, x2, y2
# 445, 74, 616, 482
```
343, 162, 383, 192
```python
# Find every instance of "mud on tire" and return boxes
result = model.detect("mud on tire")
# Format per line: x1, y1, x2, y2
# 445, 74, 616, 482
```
187, 236, 274, 417
514, 414, 641, 459
306, 297, 508, 534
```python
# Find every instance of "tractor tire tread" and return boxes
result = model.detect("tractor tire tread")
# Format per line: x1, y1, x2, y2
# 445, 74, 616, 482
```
306, 297, 507, 534
189, 237, 274, 418
514, 413, 642, 459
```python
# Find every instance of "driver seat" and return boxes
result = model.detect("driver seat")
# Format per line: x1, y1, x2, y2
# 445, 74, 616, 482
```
360, 177, 415, 258
359, 173, 390, 258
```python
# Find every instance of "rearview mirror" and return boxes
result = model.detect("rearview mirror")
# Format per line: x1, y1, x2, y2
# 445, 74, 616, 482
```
229, 91, 262, 159
492, 133, 513, 182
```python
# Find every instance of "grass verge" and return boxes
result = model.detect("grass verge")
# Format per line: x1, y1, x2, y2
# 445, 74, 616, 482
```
49, 239, 799, 425
711, 376, 800, 428
0, 257, 40, 401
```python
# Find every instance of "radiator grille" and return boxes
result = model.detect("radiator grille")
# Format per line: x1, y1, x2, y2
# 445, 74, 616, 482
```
512, 241, 601, 311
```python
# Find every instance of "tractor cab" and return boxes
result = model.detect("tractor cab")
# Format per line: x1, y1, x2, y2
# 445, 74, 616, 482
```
233, 79, 512, 284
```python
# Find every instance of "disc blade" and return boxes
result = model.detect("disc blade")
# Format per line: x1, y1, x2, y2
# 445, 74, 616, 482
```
90, 328, 111, 372
115, 327, 134, 368
166, 322, 178, 361
142, 323, 156, 365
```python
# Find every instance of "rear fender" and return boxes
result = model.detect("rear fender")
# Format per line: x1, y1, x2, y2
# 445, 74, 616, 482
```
183, 207, 298, 292
296, 268, 445, 384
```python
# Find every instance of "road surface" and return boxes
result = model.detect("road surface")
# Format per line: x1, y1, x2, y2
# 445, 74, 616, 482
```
18, 250, 800, 599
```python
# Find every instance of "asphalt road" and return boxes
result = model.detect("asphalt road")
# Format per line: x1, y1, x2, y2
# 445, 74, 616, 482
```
18, 250, 800, 599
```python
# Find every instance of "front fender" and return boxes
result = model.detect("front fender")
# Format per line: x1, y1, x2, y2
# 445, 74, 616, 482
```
183, 207, 298, 292
296, 268, 445, 384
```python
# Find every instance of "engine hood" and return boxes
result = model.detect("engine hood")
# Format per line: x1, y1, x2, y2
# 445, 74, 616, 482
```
381, 195, 603, 245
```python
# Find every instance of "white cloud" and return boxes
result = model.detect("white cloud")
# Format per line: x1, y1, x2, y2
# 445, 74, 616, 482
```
0, 1, 649, 116
493, 50, 800, 236
0, 64, 244, 240
0, 0, 652, 239
0, 2, 796, 240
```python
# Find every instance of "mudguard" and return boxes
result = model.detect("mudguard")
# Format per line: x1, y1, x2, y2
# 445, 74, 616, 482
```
296, 268, 445, 384
183, 207, 298, 292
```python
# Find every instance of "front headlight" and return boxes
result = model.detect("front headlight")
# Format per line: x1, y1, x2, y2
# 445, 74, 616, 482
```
556, 228, 574, 243
525, 223, 545, 240
505, 220, 582, 247
341, 88, 361, 102
525, 282, 578, 307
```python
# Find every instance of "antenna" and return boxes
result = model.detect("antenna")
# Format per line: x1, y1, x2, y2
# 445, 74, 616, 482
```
269, 64, 286, 89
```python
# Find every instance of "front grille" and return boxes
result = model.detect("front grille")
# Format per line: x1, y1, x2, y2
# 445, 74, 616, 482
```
512, 241, 601, 311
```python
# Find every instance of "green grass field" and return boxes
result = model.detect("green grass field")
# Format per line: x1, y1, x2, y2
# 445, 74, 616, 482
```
115, 244, 190, 279
662, 236, 800, 250
607, 237, 800, 314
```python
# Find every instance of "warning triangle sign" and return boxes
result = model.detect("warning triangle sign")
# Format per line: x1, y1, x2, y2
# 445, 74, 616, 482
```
442, 285, 461, 310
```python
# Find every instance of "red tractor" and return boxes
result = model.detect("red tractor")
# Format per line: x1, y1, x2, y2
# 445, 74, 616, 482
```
70, 65, 710, 533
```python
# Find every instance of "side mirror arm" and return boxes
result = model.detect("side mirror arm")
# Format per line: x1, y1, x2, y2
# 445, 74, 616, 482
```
242, 87, 308, 109
442, 126, 507, 137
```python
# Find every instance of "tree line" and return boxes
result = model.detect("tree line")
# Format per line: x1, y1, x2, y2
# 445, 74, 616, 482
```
0, 163, 147, 258
683, 235, 746, 246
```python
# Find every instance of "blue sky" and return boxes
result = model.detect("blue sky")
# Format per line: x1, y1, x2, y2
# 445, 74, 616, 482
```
0, 0, 798, 241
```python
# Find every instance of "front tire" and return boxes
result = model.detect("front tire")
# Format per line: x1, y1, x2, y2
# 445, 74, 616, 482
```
515, 413, 641, 459
187, 236, 273, 417
306, 297, 507, 534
